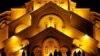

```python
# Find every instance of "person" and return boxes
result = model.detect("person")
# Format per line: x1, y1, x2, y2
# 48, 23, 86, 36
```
22, 51, 25, 56
31, 52, 34, 56
49, 53, 53, 56
82, 51, 85, 56
91, 53, 95, 56
78, 50, 81, 56
73, 51, 77, 56
27, 49, 30, 56
1, 50, 6, 56
66, 49, 71, 56
54, 50, 58, 56
58, 50, 62, 56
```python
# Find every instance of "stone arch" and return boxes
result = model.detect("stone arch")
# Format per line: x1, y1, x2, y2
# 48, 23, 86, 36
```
31, 8, 70, 28
38, 14, 64, 31
39, 13, 65, 24
38, 13, 65, 26
42, 37, 60, 56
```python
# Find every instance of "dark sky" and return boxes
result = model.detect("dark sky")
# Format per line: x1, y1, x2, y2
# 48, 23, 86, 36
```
0, 0, 100, 13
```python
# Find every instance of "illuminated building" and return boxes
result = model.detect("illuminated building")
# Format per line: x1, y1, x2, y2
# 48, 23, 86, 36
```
0, 0, 100, 56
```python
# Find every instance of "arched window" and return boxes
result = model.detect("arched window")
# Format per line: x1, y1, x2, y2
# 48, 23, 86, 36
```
39, 14, 64, 31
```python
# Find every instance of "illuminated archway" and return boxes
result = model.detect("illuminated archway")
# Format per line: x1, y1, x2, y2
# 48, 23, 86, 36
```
42, 38, 60, 56
39, 14, 64, 31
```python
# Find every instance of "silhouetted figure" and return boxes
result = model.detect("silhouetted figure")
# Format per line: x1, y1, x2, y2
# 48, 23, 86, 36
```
58, 50, 62, 56
82, 51, 85, 56
66, 50, 71, 56
31, 52, 34, 56
22, 51, 25, 56
91, 53, 95, 56
54, 50, 58, 56
1, 50, 6, 56
49, 53, 53, 56
73, 51, 77, 56
27, 50, 30, 56
78, 50, 81, 56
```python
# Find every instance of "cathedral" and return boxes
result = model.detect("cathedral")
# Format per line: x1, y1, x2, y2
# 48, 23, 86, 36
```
0, 0, 100, 56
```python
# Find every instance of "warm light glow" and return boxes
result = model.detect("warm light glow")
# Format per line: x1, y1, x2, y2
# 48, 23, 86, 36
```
78, 34, 98, 53
20, 49, 23, 53
11, 36, 19, 41
5, 35, 22, 53
75, 48, 82, 53
15, 24, 28, 33
83, 34, 90, 40
11, 8, 26, 20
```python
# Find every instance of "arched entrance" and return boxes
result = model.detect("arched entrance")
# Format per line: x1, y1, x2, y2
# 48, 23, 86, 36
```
42, 38, 60, 56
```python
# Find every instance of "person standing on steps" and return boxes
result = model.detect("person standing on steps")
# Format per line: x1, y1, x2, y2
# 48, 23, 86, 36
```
58, 50, 62, 56
54, 50, 58, 56
78, 50, 81, 56
73, 51, 77, 56
49, 53, 53, 56
66, 49, 71, 56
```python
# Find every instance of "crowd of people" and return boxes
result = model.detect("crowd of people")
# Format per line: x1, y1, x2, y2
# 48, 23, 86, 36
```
49, 50, 85, 56
0, 49, 98, 56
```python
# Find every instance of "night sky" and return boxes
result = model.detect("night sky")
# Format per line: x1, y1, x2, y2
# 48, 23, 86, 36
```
0, 0, 100, 13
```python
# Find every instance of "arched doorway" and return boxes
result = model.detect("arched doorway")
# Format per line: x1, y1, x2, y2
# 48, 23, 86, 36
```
42, 38, 60, 56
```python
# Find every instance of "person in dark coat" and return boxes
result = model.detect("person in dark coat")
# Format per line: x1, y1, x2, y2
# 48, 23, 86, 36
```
54, 50, 58, 56
49, 53, 53, 56
31, 52, 34, 56
82, 51, 85, 56
22, 51, 25, 56
58, 50, 62, 56
73, 51, 77, 56
91, 53, 95, 56
78, 50, 81, 56
27, 50, 30, 56
1, 50, 6, 56
66, 50, 71, 56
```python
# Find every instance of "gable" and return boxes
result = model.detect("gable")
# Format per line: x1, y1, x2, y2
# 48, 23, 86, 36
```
29, 27, 73, 48
30, 2, 71, 27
